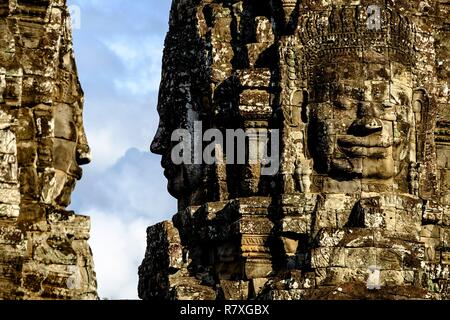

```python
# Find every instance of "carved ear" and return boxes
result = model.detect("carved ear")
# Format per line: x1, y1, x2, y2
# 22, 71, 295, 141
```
290, 89, 304, 107
301, 90, 309, 124
413, 88, 429, 117
412, 88, 429, 163
290, 89, 309, 125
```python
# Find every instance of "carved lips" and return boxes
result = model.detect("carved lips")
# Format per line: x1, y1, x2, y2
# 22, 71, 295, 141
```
337, 135, 392, 159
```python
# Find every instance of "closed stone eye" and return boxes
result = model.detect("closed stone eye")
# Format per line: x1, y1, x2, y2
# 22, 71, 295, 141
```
333, 97, 353, 110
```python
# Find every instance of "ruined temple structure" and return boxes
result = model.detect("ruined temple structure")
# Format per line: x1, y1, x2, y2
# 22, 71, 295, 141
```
139, 0, 450, 300
0, 0, 97, 299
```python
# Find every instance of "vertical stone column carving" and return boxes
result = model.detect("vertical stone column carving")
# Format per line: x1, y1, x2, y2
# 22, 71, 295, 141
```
0, 0, 97, 300
0, 113, 19, 217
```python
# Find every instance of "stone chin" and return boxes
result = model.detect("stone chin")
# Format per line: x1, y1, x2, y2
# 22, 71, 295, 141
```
164, 165, 185, 198
163, 163, 203, 199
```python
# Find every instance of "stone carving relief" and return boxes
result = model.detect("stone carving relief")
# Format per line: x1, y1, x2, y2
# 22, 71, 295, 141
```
0, 0, 97, 300
140, 0, 449, 300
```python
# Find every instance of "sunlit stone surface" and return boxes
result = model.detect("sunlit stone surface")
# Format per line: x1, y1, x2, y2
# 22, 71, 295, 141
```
139, 0, 449, 300
0, 0, 97, 300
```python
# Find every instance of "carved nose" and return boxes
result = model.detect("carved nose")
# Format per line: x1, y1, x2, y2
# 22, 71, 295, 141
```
364, 118, 383, 131
349, 116, 383, 136
150, 139, 164, 155
76, 144, 92, 165
150, 126, 167, 155
349, 102, 383, 135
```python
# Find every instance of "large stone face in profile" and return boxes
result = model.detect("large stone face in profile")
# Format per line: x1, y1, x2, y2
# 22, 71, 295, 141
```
0, 0, 97, 299
139, 0, 449, 300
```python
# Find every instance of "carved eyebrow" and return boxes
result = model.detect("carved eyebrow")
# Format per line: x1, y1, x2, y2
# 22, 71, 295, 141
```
333, 97, 356, 110
335, 88, 364, 100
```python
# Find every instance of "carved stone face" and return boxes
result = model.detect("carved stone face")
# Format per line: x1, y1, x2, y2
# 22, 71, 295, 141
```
27, 102, 92, 208
308, 59, 414, 180
151, 106, 203, 202
51, 102, 92, 206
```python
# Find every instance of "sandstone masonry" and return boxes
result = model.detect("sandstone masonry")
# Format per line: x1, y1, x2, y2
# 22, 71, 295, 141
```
140, 0, 450, 300
0, 0, 97, 300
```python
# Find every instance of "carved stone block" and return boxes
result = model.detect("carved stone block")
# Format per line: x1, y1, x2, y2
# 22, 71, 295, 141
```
140, 0, 450, 300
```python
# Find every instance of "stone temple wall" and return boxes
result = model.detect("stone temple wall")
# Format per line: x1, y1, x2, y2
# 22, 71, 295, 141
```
140, 0, 449, 300
0, 0, 97, 300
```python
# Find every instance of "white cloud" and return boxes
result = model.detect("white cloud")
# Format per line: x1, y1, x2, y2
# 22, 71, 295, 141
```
88, 211, 151, 300
71, 149, 177, 299
105, 37, 164, 95
73, 148, 175, 218
66, 0, 174, 300
87, 127, 125, 170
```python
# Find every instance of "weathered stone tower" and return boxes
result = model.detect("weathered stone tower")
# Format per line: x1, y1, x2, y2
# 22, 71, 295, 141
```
0, 0, 97, 299
139, 0, 449, 300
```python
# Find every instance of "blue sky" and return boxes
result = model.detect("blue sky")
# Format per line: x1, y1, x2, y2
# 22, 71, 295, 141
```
67, 0, 176, 299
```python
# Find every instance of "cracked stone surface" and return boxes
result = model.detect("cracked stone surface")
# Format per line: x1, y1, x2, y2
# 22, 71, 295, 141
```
139, 0, 450, 300
0, 0, 97, 300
